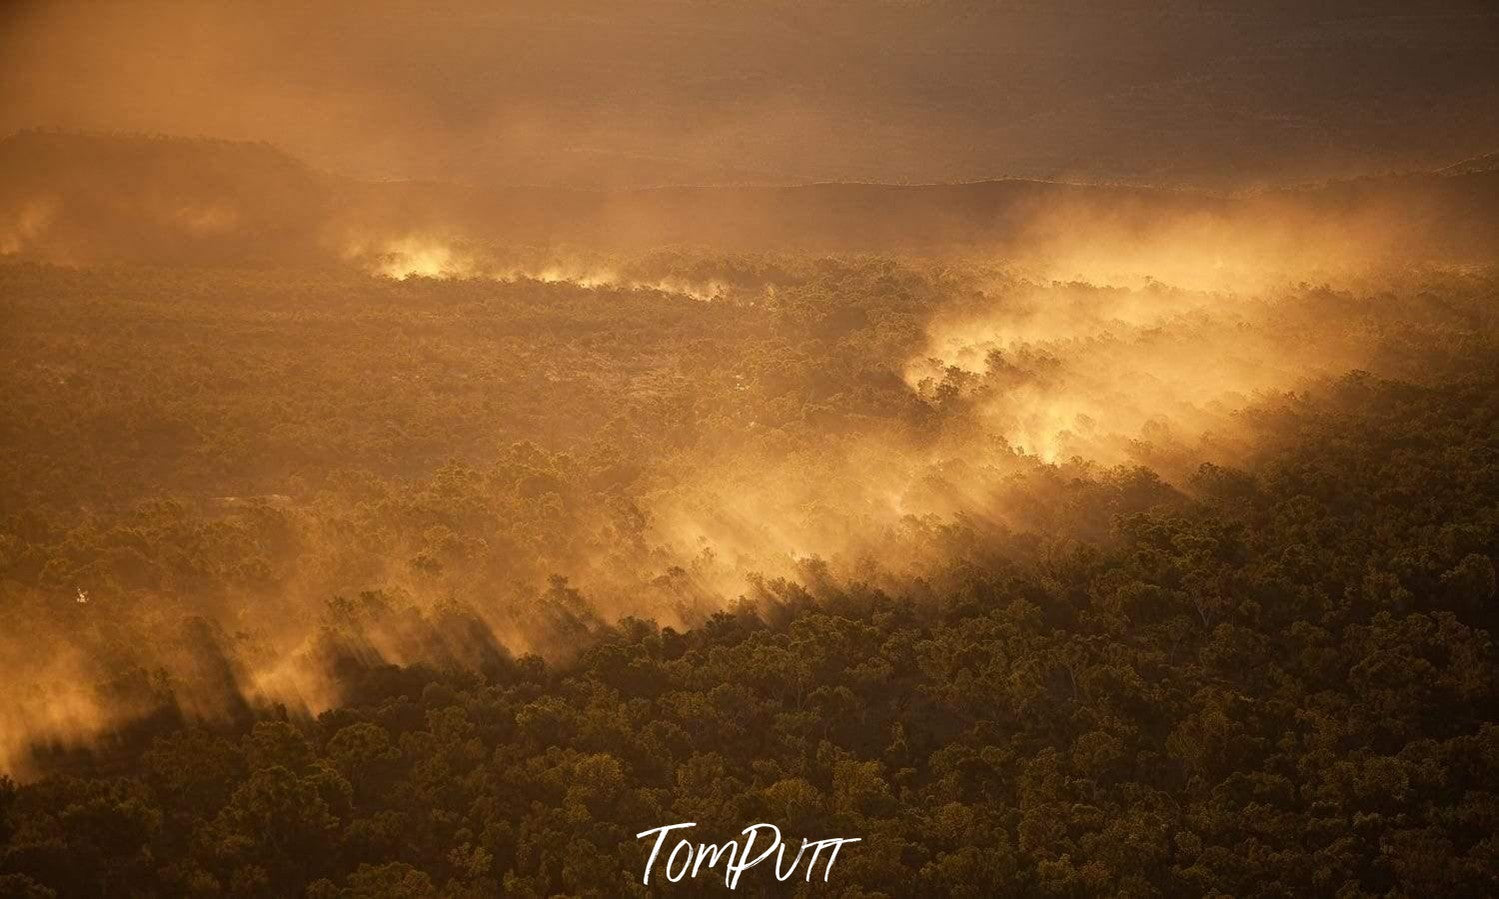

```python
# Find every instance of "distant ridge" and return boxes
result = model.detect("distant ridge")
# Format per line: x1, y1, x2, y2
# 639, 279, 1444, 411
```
3, 131, 1498, 266
0, 130, 335, 266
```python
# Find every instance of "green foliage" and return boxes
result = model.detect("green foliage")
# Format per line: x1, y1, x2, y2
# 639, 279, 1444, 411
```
1, 261, 1498, 895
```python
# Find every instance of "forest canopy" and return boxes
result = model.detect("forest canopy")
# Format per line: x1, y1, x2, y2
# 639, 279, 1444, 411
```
1, 239, 1497, 895
6, 1, 1499, 893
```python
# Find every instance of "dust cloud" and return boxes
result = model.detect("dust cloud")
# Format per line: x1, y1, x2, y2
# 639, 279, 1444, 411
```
3, 1, 1499, 777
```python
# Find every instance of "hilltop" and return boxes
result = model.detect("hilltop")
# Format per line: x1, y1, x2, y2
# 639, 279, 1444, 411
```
4, 131, 1499, 266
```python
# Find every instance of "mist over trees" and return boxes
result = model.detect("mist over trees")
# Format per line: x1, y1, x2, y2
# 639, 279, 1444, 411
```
2, 233, 1497, 894
5, 132, 1499, 270
3, 5, 1499, 892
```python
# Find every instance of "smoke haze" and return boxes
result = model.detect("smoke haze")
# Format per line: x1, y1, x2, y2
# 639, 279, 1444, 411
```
5, 1, 1499, 187
1, 1, 1498, 788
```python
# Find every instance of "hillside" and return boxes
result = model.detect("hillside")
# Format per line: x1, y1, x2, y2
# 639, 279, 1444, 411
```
7, 3, 1499, 896
6, 132, 1499, 268
2, 255, 1497, 896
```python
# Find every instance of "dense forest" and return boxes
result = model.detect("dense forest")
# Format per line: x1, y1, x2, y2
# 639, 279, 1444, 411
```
6, 1, 1499, 893
1, 244, 1497, 895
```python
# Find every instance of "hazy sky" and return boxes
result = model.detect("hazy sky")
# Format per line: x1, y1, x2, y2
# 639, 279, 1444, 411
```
4, 0, 1498, 187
